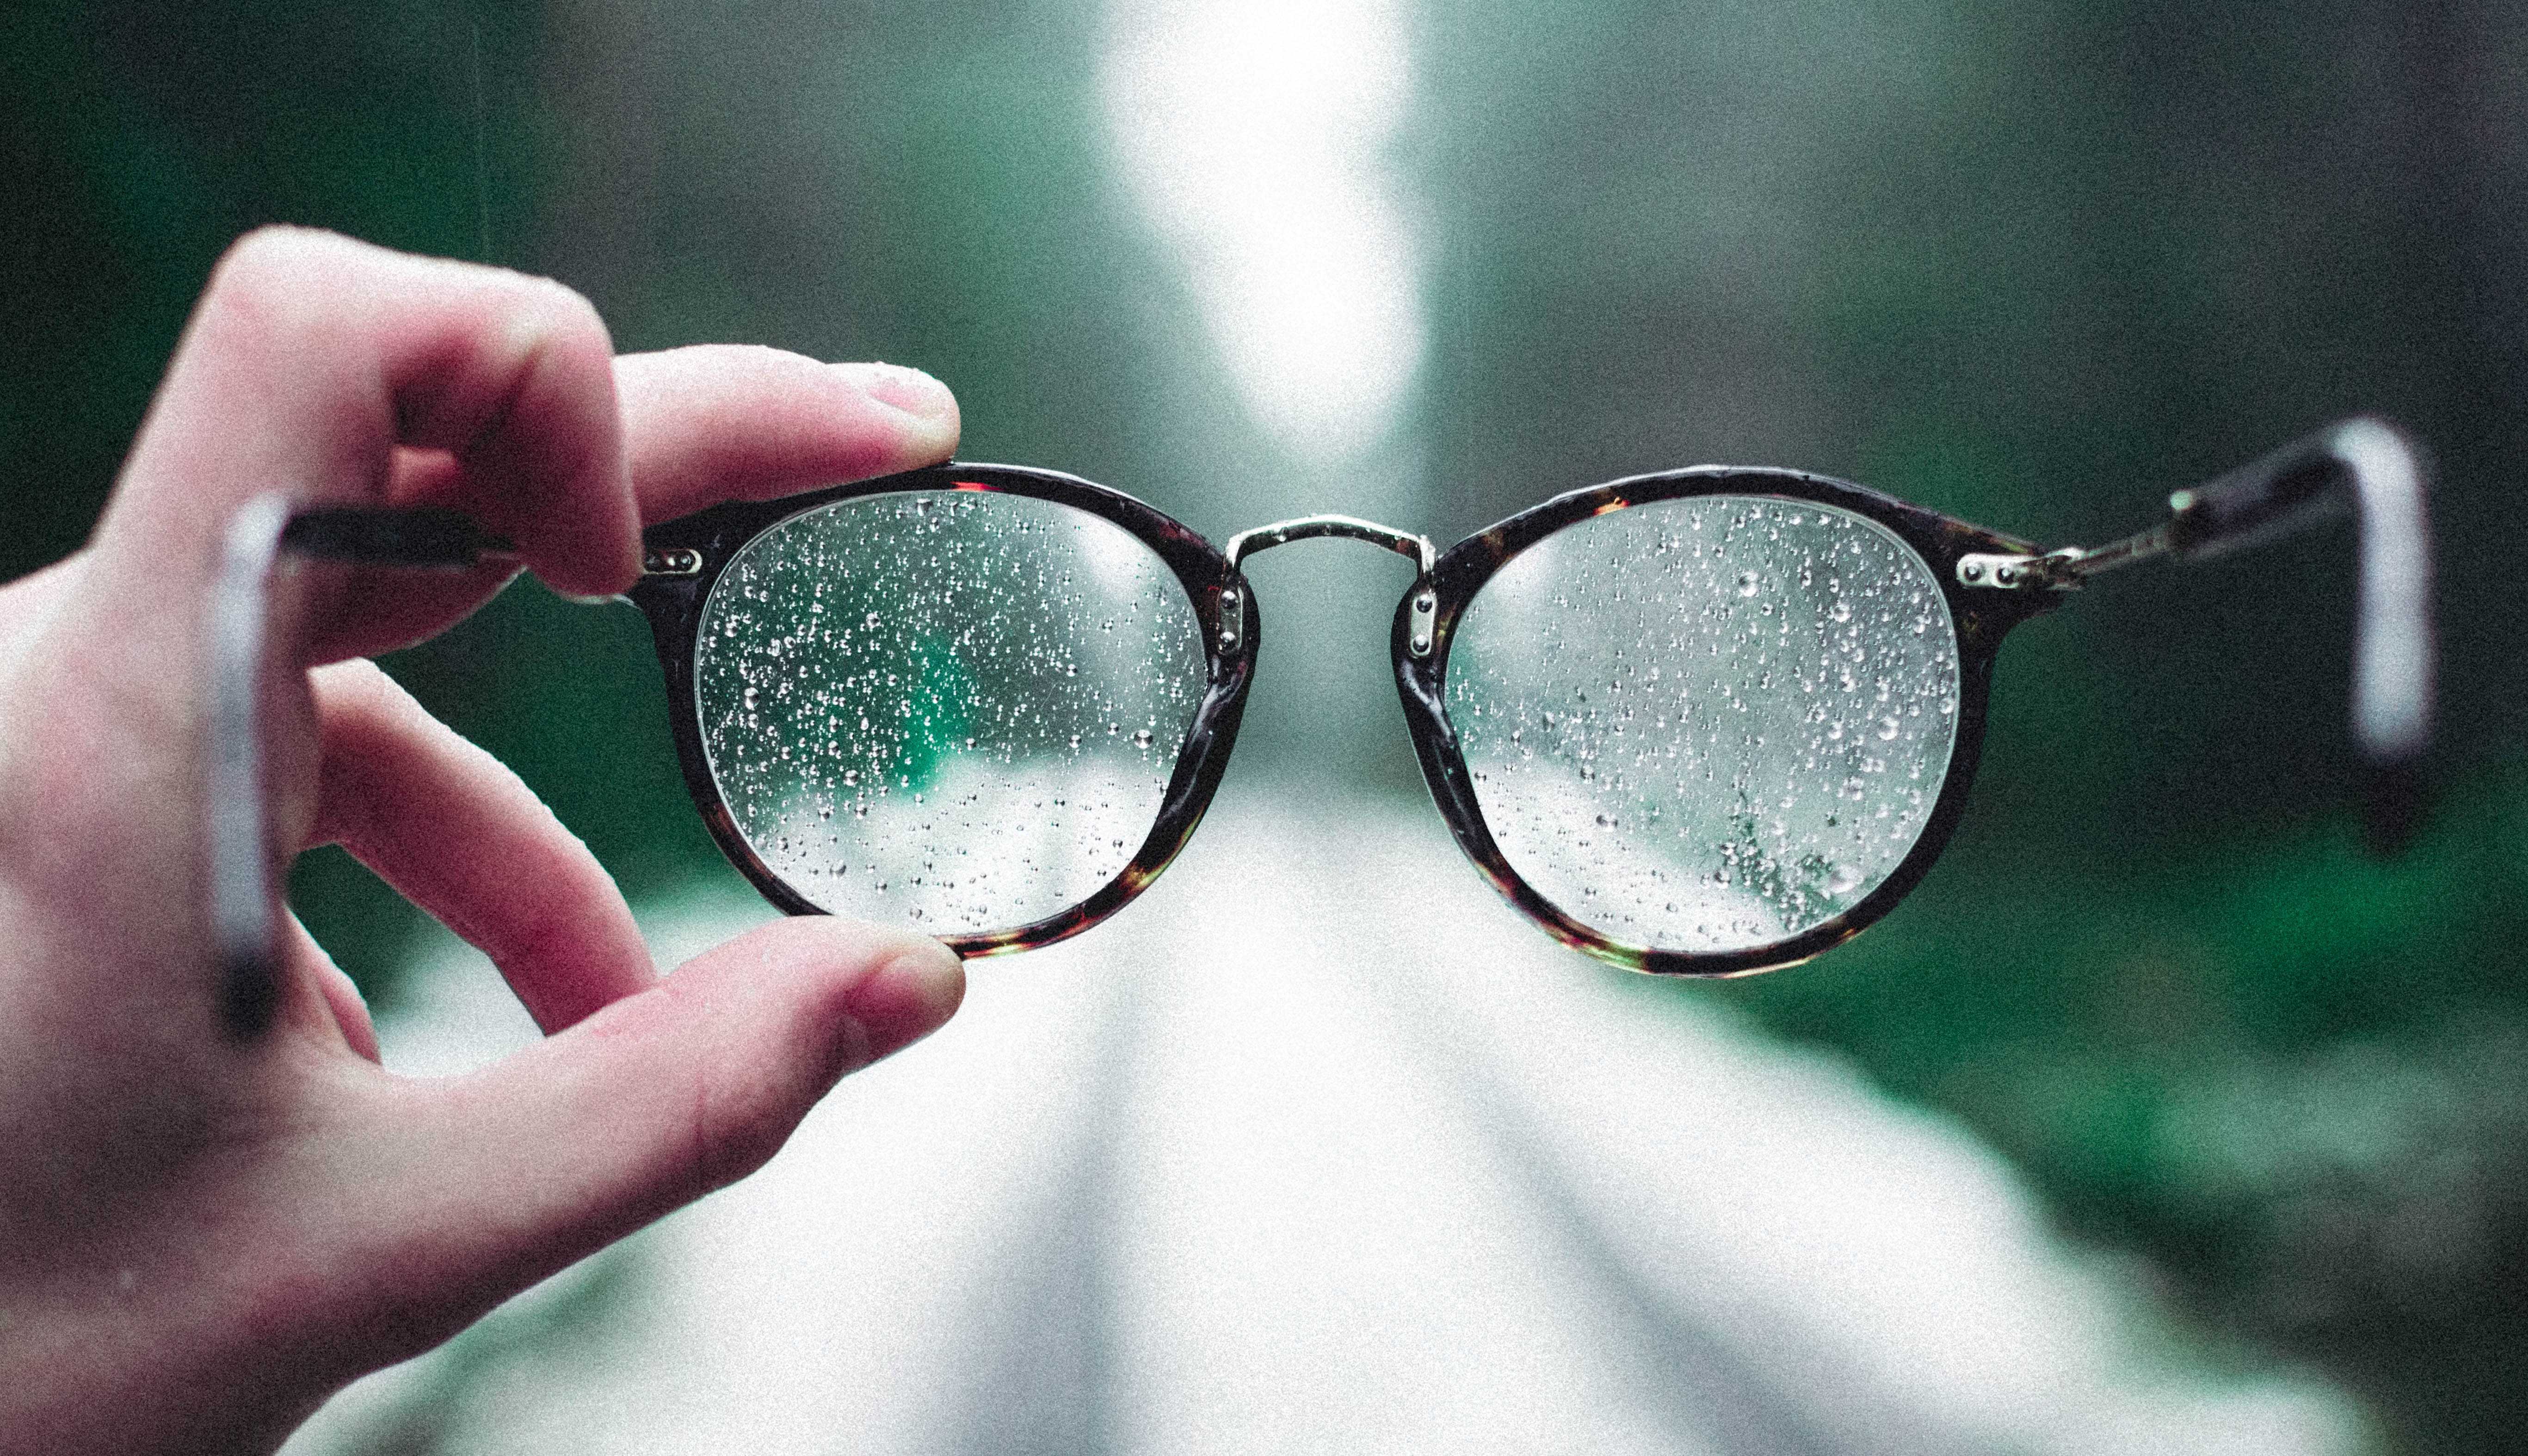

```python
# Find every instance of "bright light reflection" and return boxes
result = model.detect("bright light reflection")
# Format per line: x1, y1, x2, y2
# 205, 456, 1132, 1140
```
1100, 0, 1423, 465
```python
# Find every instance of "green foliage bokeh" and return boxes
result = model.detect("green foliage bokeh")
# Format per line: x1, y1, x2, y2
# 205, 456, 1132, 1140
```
5, 2, 2526, 1450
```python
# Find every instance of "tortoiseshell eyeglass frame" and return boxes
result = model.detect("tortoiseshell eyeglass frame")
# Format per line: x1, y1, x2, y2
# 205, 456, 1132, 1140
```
618, 462, 2060, 976
624, 467, 1258, 963
1412, 471, 2060, 977
224, 417, 2427, 1002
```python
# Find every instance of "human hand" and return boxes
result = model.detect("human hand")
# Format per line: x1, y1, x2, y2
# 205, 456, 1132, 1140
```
0, 229, 968, 1453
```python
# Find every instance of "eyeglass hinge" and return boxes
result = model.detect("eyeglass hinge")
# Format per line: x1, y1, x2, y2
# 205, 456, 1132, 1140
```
1408, 588, 1437, 656
643, 547, 703, 577
1217, 586, 1244, 652
1956, 550, 2083, 591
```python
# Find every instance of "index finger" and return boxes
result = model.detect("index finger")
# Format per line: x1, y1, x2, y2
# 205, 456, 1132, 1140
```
91, 227, 637, 619
610, 345, 961, 524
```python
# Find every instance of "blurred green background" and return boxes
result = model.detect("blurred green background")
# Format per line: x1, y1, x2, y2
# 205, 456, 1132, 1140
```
5, 0, 2525, 1450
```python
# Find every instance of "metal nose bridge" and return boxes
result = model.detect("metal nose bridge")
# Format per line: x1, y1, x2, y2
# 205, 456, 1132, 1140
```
1218, 514, 1441, 658
1223, 514, 1437, 575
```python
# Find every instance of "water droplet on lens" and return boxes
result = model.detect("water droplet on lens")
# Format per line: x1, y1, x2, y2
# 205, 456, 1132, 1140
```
1132, 728, 1154, 748
1736, 570, 1759, 597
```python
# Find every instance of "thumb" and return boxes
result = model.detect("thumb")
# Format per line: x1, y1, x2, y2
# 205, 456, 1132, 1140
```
376, 918, 962, 1318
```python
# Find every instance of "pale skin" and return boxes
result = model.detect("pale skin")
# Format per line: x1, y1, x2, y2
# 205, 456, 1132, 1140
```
0, 229, 970, 1453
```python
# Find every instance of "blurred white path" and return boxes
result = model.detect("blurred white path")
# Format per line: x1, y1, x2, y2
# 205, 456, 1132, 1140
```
287, 795, 2362, 1455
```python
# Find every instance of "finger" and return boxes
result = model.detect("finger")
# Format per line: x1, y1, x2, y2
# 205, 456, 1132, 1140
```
273, 912, 382, 1063
86, 227, 635, 644
310, 659, 653, 1033
298, 561, 523, 666
364, 918, 962, 1318
613, 345, 960, 523
0, 557, 77, 641
352, 347, 958, 643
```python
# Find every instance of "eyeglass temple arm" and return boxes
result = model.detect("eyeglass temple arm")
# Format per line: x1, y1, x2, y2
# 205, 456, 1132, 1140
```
1960, 416, 2435, 841
279, 506, 519, 567
208, 502, 521, 1036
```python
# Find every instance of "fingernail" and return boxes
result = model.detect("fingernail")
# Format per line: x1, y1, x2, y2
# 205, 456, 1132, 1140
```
837, 939, 964, 1075
834, 361, 958, 426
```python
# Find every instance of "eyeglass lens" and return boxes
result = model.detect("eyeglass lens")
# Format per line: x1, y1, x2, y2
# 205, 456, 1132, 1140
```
693, 486, 1964, 958
693, 490, 1208, 934
1449, 495, 1961, 951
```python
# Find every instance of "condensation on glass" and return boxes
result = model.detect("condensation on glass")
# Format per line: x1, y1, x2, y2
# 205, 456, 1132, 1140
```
693, 491, 1208, 934
1449, 495, 1961, 952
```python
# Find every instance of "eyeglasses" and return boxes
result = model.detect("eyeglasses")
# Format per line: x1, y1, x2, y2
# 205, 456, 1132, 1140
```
208, 416, 2432, 1029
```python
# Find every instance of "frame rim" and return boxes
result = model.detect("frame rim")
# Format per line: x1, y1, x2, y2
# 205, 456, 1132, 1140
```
626, 462, 1255, 958
1392, 465, 2059, 978
629, 457, 2056, 977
